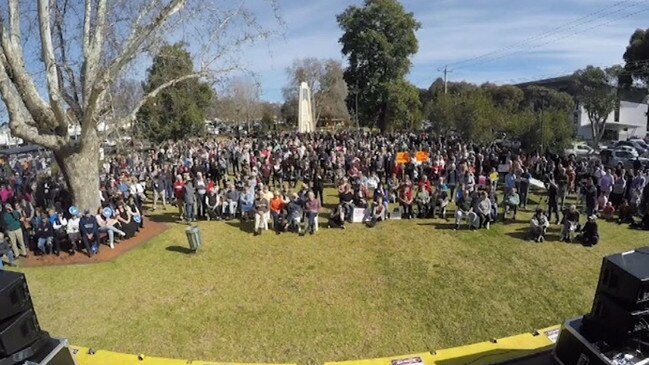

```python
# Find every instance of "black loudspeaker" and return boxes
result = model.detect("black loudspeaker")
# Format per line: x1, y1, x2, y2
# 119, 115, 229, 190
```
584, 294, 649, 339
0, 271, 31, 322
554, 317, 611, 365
0, 338, 77, 365
0, 309, 42, 357
596, 247, 649, 308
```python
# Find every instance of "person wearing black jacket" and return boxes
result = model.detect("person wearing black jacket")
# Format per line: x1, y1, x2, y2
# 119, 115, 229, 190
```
312, 169, 325, 206
35, 212, 54, 255
546, 176, 560, 224
80, 210, 100, 257
579, 215, 599, 247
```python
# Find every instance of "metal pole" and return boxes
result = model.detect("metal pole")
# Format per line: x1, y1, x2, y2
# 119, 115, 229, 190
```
540, 94, 545, 155
443, 66, 448, 94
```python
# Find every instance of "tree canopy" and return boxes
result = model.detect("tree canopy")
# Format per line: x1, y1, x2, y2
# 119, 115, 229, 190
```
572, 66, 619, 148
337, 0, 420, 132
425, 83, 575, 152
621, 28, 649, 88
137, 43, 213, 143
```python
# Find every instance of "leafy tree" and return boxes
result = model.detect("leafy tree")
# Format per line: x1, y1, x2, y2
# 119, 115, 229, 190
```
425, 93, 456, 136
621, 28, 649, 87
0, 0, 274, 211
522, 86, 575, 113
282, 58, 349, 126
481, 84, 524, 112
384, 81, 422, 131
573, 66, 619, 148
337, 0, 420, 132
138, 44, 213, 143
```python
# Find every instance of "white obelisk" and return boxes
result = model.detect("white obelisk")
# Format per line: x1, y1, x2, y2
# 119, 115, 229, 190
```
298, 82, 315, 133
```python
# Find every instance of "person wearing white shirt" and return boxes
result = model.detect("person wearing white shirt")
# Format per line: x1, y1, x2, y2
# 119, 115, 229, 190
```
66, 214, 83, 255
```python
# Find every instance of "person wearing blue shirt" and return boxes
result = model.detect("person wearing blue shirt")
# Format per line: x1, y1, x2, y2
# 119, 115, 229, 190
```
80, 209, 100, 256
504, 171, 516, 194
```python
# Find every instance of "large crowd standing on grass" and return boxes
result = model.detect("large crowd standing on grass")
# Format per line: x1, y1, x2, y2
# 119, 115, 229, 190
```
1, 132, 649, 267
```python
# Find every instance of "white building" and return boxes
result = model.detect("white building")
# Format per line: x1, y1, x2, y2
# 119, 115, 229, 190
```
518, 76, 649, 142
574, 100, 648, 141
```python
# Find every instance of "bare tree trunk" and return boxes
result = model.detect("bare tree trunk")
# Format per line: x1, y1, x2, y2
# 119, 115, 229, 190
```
54, 129, 101, 211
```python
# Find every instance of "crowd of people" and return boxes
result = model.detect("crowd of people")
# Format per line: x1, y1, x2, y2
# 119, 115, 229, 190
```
1, 131, 649, 267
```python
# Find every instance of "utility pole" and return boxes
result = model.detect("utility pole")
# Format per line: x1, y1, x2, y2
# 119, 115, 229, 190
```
438, 65, 452, 94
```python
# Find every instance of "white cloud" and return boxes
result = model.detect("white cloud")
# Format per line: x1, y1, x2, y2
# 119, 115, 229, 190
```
251, 0, 648, 101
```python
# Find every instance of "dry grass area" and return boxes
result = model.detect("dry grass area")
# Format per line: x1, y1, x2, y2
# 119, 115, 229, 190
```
16, 189, 648, 365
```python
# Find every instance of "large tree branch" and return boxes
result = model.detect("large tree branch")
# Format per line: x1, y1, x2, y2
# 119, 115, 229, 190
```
84, 0, 187, 127
53, 0, 82, 122
0, 0, 57, 130
38, 0, 68, 132
112, 71, 206, 130
0, 56, 66, 150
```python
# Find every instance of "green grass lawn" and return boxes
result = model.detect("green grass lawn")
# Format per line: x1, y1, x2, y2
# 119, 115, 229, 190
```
15, 188, 649, 365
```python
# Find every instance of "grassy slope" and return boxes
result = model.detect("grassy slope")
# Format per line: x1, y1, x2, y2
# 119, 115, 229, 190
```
17, 189, 647, 365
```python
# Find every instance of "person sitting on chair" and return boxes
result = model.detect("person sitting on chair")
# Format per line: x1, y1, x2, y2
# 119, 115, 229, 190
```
454, 189, 478, 230
285, 193, 304, 234
503, 188, 520, 222
205, 188, 221, 221
560, 204, 580, 243
414, 185, 430, 218
529, 208, 549, 242
578, 215, 599, 247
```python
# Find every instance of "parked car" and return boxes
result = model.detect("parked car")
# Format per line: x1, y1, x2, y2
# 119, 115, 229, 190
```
564, 142, 596, 158
614, 145, 640, 158
615, 140, 647, 156
600, 149, 649, 169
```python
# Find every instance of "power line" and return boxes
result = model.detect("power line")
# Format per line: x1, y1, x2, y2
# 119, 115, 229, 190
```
491, 59, 649, 85
446, 0, 648, 70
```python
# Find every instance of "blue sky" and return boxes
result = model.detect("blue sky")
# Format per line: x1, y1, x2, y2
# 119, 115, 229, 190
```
242, 0, 649, 102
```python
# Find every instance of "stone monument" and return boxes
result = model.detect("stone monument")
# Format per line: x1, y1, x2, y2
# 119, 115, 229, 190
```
298, 82, 315, 133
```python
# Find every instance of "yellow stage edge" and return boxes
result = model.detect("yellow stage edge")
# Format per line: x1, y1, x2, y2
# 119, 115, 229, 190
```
70, 325, 560, 365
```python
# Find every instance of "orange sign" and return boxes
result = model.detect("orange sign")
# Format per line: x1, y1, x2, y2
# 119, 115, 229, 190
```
396, 152, 410, 164
415, 151, 429, 163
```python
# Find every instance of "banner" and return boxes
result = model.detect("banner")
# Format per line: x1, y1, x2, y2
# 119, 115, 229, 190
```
396, 152, 410, 164
529, 177, 545, 189
415, 151, 429, 163
352, 208, 367, 223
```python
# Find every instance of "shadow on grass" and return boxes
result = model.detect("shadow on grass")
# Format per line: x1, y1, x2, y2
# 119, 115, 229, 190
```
147, 210, 181, 224
418, 221, 457, 230
225, 220, 255, 234
165, 245, 195, 254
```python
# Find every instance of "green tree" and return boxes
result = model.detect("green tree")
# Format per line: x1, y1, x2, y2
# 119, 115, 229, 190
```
337, 0, 420, 132
137, 43, 213, 143
573, 66, 618, 148
425, 93, 456, 136
384, 81, 422, 131
621, 28, 649, 87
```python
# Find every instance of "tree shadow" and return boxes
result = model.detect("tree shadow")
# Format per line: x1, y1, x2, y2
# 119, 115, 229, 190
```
165, 245, 195, 254
225, 220, 255, 234
147, 210, 182, 224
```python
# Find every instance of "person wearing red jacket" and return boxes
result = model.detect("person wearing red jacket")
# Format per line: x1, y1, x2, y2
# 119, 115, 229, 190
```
173, 175, 185, 220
